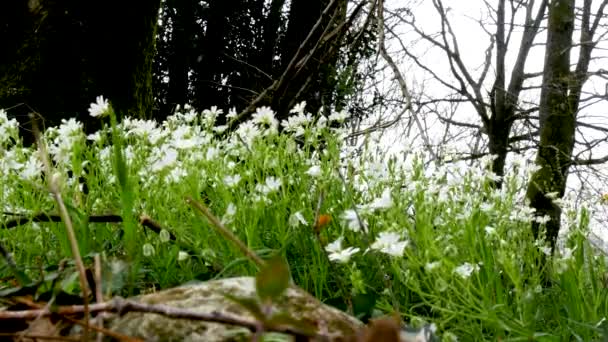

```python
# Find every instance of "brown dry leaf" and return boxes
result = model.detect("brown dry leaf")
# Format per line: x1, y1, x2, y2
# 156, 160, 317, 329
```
344, 317, 401, 342
17, 317, 71, 342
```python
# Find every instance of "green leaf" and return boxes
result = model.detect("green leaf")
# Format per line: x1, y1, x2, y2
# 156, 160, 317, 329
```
255, 255, 290, 302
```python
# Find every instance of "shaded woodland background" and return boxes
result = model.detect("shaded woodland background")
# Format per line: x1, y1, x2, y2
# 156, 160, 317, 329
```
0, 0, 375, 135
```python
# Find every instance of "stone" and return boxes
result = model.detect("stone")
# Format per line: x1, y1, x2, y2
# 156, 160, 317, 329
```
104, 277, 362, 341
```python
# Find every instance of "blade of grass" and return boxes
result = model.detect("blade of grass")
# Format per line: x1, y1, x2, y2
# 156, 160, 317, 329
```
30, 112, 90, 341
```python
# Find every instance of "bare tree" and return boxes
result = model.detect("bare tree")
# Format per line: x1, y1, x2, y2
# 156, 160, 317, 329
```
386, 0, 548, 187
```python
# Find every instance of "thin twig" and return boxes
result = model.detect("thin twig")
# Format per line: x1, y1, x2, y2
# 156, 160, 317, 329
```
0, 298, 326, 340
94, 254, 104, 342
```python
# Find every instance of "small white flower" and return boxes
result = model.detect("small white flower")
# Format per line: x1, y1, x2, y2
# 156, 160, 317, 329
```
264, 176, 282, 193
316, 115, 328, 129
252, 106, 279, 133
341, 209, 366, 232
328, 247, 360, 263
328, 109, 349, 122
290, 101, 307, 114
561, 246, 575, 261
454, 262, 480, 278
281, 112, 312, 136
289, 211, 308, 227
225, 203, 237, 217
88, 95, 109, 117
368, 188, 393, 210
306, 165, 321, 177
325, 237, 344, 253
226, 107, 238, 119
206, 147, 218, 161
159, 229, 171, 243
534, 215, 551, 224
213, 125, 228, 133
425, 261, 441, 272
236, 120, 261, 146
87, 131, 102, 142
167, 167, 188, 183
20, 155, 43, 180
224, 174, 241, 187
202, 106, 223, 126
151, 146, 178, 172
484, 226, 496, 235
370, 231, 408, 257
143, 243, 155, 257
178, 251, 190, 261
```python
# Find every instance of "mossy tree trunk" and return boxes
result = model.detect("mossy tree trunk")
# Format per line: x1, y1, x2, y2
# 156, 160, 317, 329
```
526, 0, 575, 251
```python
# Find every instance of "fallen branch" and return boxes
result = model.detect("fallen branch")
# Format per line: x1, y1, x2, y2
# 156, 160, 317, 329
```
0, 298, 325, 340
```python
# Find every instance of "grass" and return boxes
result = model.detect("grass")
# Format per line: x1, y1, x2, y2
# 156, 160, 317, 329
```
0, 103, 607, 341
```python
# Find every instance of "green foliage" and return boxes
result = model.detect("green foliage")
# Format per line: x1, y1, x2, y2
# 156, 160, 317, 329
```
0, 105, 606, 340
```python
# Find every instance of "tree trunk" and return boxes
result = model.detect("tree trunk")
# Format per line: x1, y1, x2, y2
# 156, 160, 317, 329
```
526, 0, 575, 251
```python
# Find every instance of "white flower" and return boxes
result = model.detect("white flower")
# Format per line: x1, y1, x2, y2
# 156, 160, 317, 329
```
290, 101, 307, 114
316, 115, 328, 129
328, 109, 349, 123
454, 262, 480, 279
202, 106, 223, 126
20, 154, 43, 180
425, 261, 441, 272
225, 203, 237, 217
150, 146, 178, 172
143, 243, 155, 257
88, 95, 109, 117
159, 229, 171, 243
289, 211, 308, 227
561, 246, 575, 261
328, 247, 360, 263
325, 237, 344, 253
206, 147, 218, 161
224, 174, 241, 187
178, 251, 190, 261
256, 176, 282, 195
226, 107, 238, 119
341, 209, 366, 232
534, 215, 551, 224
484, 226, 496, 235
167, 167, 188, 183
370, 231, 408, 257
368, 188, 393, 210
213, 125, 228, 133
87, 131, 102, 142
252, 106, 278, 133
236, 120, 261, 146
281, 111, 313, 137
306, 165, 321, 177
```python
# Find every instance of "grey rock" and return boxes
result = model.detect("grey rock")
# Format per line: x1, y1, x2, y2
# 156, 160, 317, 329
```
103, 277, 362, 341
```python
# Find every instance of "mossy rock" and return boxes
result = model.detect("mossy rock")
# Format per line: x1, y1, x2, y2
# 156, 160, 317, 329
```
104, 277, 362, 341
